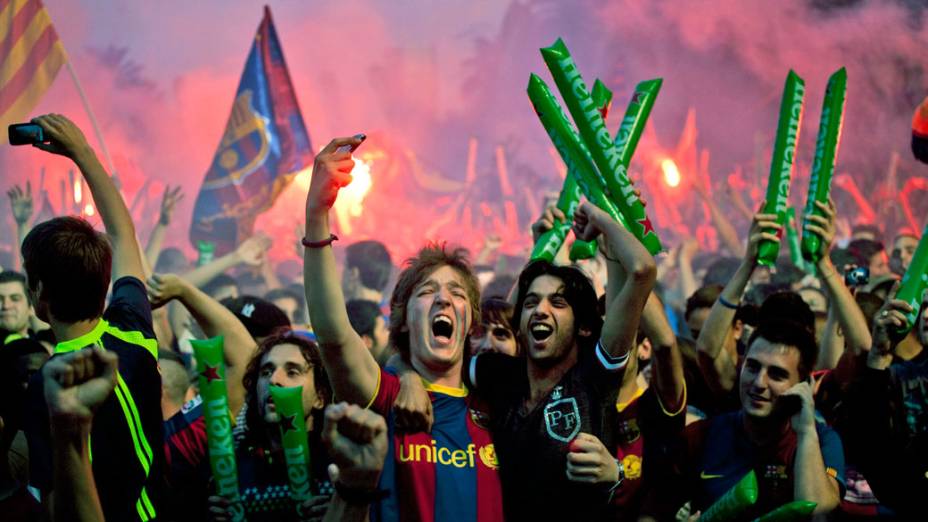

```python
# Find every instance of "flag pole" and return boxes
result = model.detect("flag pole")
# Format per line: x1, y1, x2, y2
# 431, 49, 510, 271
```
64, 60, 118, 183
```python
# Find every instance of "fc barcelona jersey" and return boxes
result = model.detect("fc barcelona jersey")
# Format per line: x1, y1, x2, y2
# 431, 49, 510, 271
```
367, 369, 504, 522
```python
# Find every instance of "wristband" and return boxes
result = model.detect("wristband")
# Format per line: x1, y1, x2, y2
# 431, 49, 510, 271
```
302, 234, 338, 249
333, 482, 390, 506
718, 296, 740, 310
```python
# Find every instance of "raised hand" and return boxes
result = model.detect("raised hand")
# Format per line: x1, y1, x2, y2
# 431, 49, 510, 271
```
869, 283, 911, 369
305, 136, 365, 217
235, 233, 272, 266
44, 347, 119, 430
146, 273, 188, 308
159, 185, 184, 226
323, 402, 388, 492
803, 197, 837, 262
744, 202, 782, 266
530, 203, 566, 242
571, 201, 611, 242
7, 181, 33, 226
30, 114, 93, 160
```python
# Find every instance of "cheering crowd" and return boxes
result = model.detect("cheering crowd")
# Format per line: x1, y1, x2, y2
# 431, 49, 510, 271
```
0, 107, 925, 522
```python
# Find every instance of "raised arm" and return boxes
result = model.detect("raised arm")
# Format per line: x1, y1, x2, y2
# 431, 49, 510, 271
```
7, 182, 33, 271
180, 233, 270, 289
693, 178, 742, 256
783, 381, 841, 516
573, 202, 656, 359
147, 273, 256, 414
640, 293, 686, 413
44, 347, 118, 522
304, 136, 380, 406
144, 185, 183, 268
804, 198, 872, 369
697, 206, 780, 394
33, 114, 143, 282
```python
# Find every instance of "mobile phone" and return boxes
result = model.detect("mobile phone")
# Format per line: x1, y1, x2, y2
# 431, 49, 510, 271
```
335, 133, 366, 154
844, 265, 870, 287
8, 123, 44, 146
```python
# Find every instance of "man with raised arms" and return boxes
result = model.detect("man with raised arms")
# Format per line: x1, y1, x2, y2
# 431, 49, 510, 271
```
303, 136, 503, 522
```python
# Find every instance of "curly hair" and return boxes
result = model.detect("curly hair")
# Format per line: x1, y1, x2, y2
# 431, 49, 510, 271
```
240, 332, 332, 447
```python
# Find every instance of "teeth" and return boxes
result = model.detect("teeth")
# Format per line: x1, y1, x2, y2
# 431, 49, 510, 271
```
532, 324, 552, 334
433, 316, 452, 326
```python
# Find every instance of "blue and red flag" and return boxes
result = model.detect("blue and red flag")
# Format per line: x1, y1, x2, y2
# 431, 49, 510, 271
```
190, 6, 312, 254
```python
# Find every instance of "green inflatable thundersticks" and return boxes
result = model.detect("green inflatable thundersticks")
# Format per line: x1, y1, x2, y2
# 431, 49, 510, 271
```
270, 385, 315, 514
758, 70, 806, 266
700, 471, 759, 522
540, 38, 662, 254
191, 336, 245, 521
801, 67, 847, 264
895, 222, 928, 335
526, 75, 626, 236
531, 78, 613, 262
752, 500, 817, 521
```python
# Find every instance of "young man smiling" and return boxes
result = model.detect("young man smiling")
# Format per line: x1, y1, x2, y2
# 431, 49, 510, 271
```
465, 201, 657, 520
303, 136, 503, 521
674, 318, 844, 519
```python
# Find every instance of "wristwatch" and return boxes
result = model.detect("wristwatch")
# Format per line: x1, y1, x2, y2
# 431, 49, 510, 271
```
606, 458, 625, 501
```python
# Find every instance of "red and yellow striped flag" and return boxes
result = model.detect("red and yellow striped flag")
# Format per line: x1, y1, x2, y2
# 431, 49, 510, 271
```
0, 0, 67, 127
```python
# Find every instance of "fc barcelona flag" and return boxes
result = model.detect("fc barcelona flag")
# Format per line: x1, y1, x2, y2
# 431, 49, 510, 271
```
190, 6, 312, 254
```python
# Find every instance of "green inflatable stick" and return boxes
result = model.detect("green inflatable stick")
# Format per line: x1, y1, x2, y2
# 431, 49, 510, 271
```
541, 38, 662, 254
532, 78, 612, 262
526, 75, 626, 231
570, 78, 614, 261
801, 67, 847, 264
570, 77, 662, 261
785, 207, 810, 273
752, 500, 817, 521
270, 385, 314, 513
613, 79, 663, 171
196, 240, 216, 267
895, 221, 928, 335
699, 471, 759, 522
191, 336, 245, 521
757, 70, 806, 266
531, 175, 583, 262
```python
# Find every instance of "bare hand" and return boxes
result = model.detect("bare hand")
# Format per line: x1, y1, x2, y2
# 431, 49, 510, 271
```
531, 204, 566, 242
159, 185, 184, 226
571, 202, 611, 242
31, 114, 93, 160
235, 233, 272, 266
679, 237, 699, 262
870, 282, 911, 361
779, 380, 816, 435
147, 273, 188, 308
7, 182, 34, 226
305, 136, 365, 217
299, 494, 331, 522
802, 197, 837, 260
44, 347, 118, 431
745, 202, 781, 265
483, 235, 503, 252
393, 372, 433, 433
206, 496, 233, 522
323, 403, 388, 491
566, 432, 619, 485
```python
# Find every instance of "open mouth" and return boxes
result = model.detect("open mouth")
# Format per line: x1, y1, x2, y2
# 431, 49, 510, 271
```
432, 315, 453, 342
530, 322, 553, 342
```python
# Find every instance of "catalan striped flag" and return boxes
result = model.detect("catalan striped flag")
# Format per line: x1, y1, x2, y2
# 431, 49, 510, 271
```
0, 0, 67, 128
